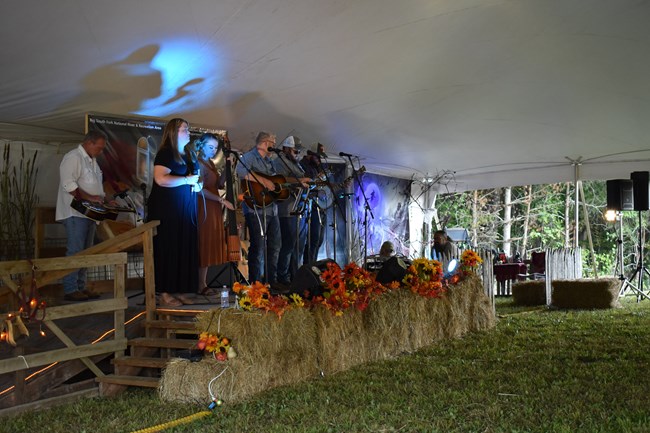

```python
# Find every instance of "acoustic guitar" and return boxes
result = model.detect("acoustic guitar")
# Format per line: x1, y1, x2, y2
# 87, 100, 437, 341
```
241, 167, 364, 208
71, 198, 135, 222
240, 172, 308, 207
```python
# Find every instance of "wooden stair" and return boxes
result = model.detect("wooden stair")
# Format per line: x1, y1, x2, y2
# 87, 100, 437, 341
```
97, 308, 205, 395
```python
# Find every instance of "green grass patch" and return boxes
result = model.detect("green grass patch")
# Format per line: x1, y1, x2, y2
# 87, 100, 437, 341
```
4, 297, 650, 432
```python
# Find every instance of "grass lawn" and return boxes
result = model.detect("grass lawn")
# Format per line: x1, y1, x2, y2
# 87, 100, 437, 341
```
4, 297, 650, 433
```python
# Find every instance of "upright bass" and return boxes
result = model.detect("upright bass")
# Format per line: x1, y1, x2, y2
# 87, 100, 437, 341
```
222, 133, 242, 262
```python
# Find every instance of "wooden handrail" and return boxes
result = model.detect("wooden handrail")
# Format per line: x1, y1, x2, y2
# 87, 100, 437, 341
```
32, 220, 159, 288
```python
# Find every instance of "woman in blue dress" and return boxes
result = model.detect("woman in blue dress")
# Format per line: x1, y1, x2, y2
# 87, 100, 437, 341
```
147, 118, 202, 306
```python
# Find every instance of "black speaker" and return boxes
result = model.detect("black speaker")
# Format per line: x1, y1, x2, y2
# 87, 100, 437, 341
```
376, 256, 408, 284
606, 179, 634, 211
631, 171, 649, 211
290, 259, 335, 297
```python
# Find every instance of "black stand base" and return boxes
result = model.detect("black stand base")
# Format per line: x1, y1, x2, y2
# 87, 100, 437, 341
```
207, 262, 249, 288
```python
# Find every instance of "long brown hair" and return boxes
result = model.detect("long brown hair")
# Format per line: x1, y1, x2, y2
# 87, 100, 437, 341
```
159, 117, 189, 164
194, 133, 220, 160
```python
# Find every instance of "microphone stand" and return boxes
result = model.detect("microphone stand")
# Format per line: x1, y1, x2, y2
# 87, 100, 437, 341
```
114, 190, 142, 225
140, 183, 148, 222
314, 156, 346, 263
227, 149, 272, 284
347, 155, 373, 268
274, 150, 308, 279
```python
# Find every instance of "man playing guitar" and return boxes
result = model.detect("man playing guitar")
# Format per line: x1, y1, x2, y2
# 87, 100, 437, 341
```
235, 132, 307, 289
271, 135, 312, 286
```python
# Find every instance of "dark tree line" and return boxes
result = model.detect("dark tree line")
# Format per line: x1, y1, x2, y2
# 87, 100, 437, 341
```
434, 180, 648, 277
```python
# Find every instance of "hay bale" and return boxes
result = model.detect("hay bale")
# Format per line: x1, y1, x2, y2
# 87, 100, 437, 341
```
446, 275, 495, 336
551, 278, 621, 309
466, 276, 497, 332
313, 306, 369, 374
160, 276, 497, 404
362, 290, 418, 359
404, 290, 451, 348
160, 357, 280, 405
512, 280, 546, 306
162, 307, 320, 404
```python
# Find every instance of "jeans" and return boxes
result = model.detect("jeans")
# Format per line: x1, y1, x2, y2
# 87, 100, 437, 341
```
304, 207, 326, 265
245, 212, 281, 284
277, 215, 308, 283
62, 216, 97, 294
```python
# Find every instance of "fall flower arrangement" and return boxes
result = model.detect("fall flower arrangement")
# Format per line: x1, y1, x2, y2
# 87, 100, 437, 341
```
232, 281, 303, 319
402, 258, 446, 298
459, 249, 483, 275
197, 331, 234, 361
313, 262, 387, 316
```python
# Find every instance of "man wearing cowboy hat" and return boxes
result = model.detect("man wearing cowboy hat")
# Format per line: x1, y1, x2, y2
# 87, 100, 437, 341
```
272, 135, 312, 286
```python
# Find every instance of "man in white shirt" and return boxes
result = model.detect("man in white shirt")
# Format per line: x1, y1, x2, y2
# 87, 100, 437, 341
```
55, 130, 110, 301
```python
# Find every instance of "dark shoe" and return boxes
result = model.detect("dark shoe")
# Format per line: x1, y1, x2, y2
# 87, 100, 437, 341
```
270, 282, 290, 295
64, 291, 89, 302
82, 289, 101, 299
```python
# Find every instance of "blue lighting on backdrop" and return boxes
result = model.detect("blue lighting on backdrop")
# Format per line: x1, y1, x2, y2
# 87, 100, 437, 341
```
137, 39, 223, 118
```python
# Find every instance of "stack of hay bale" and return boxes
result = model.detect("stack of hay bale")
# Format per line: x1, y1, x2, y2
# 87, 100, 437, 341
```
160, 275, 495, 404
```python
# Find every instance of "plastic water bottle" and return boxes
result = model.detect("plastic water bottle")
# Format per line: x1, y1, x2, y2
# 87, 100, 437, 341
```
221, 285, 229, 308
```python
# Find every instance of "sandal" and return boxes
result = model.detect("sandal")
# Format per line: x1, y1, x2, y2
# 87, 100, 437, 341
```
199, 287, 219, 296
159, 293, 183, 307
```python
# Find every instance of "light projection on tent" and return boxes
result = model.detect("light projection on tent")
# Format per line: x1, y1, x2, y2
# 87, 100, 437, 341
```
137, 40, 223, 117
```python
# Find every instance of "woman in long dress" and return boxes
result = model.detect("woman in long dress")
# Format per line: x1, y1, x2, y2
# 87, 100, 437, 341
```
147, 118, 202, 307
193, 133, 235, 293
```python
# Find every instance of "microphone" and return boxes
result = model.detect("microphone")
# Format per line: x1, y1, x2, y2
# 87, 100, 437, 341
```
339, 151, 356, 158
267, 147, 282, 153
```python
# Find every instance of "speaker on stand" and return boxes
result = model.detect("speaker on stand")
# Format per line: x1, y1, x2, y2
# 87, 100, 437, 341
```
606, 179, 634, 211
631, 171, 649, 211
623, 172, 650, 301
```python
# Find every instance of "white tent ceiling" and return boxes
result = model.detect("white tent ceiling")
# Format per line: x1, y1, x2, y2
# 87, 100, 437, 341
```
1, 0, 650, 191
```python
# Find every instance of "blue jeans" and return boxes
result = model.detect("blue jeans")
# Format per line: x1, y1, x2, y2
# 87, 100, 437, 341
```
304, 207, 326, 265
277, 215, 308, 283
245, 212, 281, 284
62, 216, 97, 294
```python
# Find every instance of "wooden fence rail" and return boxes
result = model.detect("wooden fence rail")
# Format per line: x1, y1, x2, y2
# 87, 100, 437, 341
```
0, 253, 128, 377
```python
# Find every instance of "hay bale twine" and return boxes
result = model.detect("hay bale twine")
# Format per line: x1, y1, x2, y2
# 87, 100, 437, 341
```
551, 278, 621, 309
512, 280, 546, 306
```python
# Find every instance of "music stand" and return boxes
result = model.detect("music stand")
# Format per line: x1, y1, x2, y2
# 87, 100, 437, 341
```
207, 262, 248, 288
